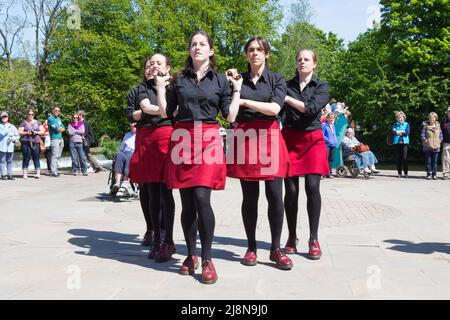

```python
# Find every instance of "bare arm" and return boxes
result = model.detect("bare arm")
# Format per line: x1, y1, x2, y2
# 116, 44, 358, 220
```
225, 70, 243, 123
140, 98, 161, 115
155, 75, 173, 119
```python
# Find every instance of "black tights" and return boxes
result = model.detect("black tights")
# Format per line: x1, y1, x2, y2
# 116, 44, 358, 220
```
139, 184, 152, 231
284, 175, 321, 241
179, 187, 214, 261
140, 183, 175, 243
240, 177, 284, 251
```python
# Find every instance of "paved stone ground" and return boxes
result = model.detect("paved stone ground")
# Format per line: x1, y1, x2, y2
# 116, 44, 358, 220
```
0, 169, 449, 300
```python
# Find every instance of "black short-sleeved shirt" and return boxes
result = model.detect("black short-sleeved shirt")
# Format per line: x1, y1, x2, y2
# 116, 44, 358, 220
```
126, 80, 172, 127
282, 75, 329, 131
166, 68, 231, 123
235, 68, 287, 122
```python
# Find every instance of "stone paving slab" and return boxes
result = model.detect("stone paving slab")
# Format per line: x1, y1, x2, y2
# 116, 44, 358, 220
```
0, 170, 449, 300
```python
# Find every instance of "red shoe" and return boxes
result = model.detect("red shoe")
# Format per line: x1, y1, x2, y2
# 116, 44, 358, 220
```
141, 230, 154, 246
179, 255, 199, 275
284, 236, 298, 254
154, 242, 176, 262
147, 241, 161, 259
308, 239, 322, 260
241, 249, 257, 266
269, 248, 293, 270
201, 260, 218, 284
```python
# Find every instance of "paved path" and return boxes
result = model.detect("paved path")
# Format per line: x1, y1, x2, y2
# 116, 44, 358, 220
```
0, 170, 449, 299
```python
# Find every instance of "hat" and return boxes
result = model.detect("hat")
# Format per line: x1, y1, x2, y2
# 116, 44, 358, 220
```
0, 111, 8, 117
447, 106, 450, 112
346, 127, 354, 133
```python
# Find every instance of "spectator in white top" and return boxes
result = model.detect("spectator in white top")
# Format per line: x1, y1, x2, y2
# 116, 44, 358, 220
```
111, 123, 136, 193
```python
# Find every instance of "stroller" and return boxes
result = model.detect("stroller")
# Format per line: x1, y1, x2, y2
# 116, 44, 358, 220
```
107, 157, 139, 199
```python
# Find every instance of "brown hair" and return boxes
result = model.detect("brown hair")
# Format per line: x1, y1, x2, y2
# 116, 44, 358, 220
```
183, 31, 216, 74
295, 49, 317, 78
142, 53, 172, 81
244, 36, 271, 72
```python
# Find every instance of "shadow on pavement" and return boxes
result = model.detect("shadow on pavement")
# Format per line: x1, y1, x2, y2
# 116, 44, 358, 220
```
78, 193, 138, 202
67, 228, 181, 273
67, 229, 248, 270
384, 239, 450, 255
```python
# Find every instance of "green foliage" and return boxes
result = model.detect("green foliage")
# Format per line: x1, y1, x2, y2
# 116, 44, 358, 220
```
272, 22, 345, 95
44, 0, 282, 139
99, 136, 121, 160
334, 26, 449, 160
380, 0, 450, 77
0, 58, 36, 123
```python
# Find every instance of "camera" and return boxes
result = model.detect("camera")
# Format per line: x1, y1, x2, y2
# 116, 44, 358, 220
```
29, 130, 36, 137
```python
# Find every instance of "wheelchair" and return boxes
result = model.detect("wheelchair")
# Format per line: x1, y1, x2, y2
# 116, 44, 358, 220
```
107, 156, 139, 199
336, 149, 370, 179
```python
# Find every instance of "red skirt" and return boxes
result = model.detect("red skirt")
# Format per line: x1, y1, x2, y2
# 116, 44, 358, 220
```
282, 127, 329, 176
226, 120, 289, 181
164, 122, 226, 190
129, 126, 173, 183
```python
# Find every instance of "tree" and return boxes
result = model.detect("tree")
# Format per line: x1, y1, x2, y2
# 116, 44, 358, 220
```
380, 0, 450, 77
0, 0, 27, 71
335, 27, 449, 160
45, 0, 283, 138
26, 0, 66, 92
273, 22, 345, 96
138, 0, 282, 71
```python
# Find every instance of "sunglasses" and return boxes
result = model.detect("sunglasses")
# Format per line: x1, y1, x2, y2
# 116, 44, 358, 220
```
1, 115, 7, 118
28, 113, 34, 116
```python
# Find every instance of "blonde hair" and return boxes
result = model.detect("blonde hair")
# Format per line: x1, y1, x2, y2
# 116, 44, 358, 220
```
428, 112, 438, 121
325, 112, 335, 120
395, 111, 406, 119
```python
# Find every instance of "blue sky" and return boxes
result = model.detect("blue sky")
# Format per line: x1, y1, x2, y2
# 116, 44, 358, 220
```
281, 0, 381, 44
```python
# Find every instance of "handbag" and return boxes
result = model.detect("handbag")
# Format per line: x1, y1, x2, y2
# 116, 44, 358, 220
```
386, 131, 394, 146
39, 140, 46, 153
355, 144, 370, 153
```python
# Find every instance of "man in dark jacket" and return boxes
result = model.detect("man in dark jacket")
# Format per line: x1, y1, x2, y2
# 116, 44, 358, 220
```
78, 110, 104, 173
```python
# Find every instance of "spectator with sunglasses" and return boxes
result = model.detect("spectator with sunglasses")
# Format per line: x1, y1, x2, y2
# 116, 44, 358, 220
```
18, 109, 45, 179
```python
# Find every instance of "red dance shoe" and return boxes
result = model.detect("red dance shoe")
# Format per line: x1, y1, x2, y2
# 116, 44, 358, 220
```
154, 242, 176, 262
284, 236, 298, 254
269, 248, 293, 270
141, 230, 154, 246
241, 249, 257, 266
147, 241, 161, 259
308, 239, 322, 260
201, 260, 218, 284
179, 255, 199, 275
